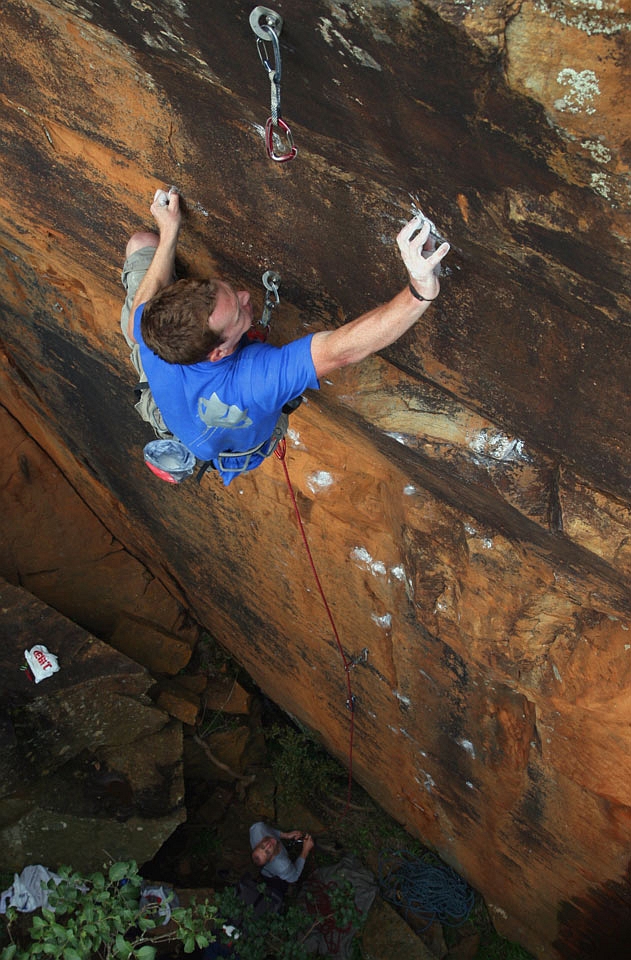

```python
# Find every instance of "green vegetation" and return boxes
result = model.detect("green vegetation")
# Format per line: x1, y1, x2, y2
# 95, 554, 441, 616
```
476, 935, 535, 960
267, 723, 347, 807
216, 879, 361, 960
267, 721, 423, 856
0, 861, 362, 960
0, 861, 217, 960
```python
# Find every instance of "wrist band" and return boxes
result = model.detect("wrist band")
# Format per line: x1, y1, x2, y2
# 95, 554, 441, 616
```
409, 282, 438, 303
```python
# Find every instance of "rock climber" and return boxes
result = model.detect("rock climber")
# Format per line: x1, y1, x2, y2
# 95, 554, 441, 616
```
249, 821, 315, 885
120, 187, 450, 485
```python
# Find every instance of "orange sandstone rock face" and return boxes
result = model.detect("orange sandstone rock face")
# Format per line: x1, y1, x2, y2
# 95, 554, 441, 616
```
1, 1, 631, 956
0, 408, 198, 658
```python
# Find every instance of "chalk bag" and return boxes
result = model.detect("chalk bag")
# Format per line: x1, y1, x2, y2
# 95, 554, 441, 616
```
143, 439, 196, 484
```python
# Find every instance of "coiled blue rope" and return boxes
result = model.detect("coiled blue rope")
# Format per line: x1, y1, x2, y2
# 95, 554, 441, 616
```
379, 850, 475, 931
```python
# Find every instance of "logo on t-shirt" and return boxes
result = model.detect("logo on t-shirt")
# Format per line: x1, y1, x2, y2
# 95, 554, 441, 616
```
198, 392, 253, 430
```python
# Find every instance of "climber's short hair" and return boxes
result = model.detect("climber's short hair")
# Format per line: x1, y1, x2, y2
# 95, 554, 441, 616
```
141, 278, 221, 364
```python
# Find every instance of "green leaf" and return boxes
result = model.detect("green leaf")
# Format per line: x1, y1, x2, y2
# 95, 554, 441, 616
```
1, 946, 18, 960
134, 947, 156, 960
63, 949, 82, 960
41, 943, 60, 956
108, 863, 129, 883
114, 934, 131, 960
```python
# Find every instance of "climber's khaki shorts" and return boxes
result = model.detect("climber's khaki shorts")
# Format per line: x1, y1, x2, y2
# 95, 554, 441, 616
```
120, 246, 157, 350
119, 246, 172, 439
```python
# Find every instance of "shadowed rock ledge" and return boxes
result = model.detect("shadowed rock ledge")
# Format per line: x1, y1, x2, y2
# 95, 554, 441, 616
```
0, 577, 185, 872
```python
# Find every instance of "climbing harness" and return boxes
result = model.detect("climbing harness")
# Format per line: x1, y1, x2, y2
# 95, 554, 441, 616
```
249, 6, 297, 162
379, 850, 475, 931
274, 438, 357, 814
195, 411, 288, 483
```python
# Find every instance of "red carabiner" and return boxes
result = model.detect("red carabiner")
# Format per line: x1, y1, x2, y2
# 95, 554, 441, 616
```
247, 326, 269, 342
265, 117, 297, 162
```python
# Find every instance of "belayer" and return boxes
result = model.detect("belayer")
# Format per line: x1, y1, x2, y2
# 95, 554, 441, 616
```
120, 187, 450, 485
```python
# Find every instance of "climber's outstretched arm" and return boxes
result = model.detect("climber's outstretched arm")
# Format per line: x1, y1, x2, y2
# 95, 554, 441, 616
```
126, 188, 182, 342
310, 216, 449, 379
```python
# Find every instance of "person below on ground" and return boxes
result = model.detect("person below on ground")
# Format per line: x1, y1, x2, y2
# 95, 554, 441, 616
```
249, 821, 315, 884
120, 186, 450, 485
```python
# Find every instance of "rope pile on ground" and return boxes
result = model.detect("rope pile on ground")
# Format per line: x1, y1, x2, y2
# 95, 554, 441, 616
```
379, 849, 475, 931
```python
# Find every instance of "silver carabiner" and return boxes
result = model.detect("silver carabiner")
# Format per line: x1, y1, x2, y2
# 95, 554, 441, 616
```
262, 270, 281, 302
259, 270, 281, 328
256, 24, 282, 82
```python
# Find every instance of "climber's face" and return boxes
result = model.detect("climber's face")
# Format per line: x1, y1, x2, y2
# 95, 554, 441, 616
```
251, 834, 280, 867
208, 282, 253, 358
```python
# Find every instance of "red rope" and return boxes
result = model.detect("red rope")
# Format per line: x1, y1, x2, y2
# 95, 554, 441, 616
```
304, 879, 353, 952
275, 438, 354, 815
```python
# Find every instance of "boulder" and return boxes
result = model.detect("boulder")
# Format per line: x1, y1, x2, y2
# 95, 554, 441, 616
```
204, 727, 252, 782
0, 578, 185, 872
156, 681, 201, 727
203, 676, 252, 715
110, 614, 194, 676
362, 896, 435, 960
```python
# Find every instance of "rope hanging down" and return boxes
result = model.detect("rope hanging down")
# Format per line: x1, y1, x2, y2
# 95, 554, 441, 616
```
247, 275, 356, 813
249, 5, 297, 162
275, 439, 356, 814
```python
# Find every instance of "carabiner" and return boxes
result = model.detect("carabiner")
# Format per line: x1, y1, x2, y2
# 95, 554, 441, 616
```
256, 37, 276, 80
259, 20, 282, 75
265, 117, 297, 162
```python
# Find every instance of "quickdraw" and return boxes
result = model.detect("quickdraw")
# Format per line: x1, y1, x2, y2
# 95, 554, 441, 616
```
248, 269, 281, 342
249, 5, 297, 162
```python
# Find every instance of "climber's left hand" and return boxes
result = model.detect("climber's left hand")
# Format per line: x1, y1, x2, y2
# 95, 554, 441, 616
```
397, 214, 450, 300
150, 186, 181, 236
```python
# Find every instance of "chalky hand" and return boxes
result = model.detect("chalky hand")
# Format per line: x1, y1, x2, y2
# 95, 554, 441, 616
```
150, 186, 181, 236
397, 214, 450, 301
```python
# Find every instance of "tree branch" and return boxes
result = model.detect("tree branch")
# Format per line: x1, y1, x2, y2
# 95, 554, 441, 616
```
193, 734, 256, 785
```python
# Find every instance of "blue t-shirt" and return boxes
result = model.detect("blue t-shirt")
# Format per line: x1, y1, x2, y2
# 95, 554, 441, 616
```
135, 305, 319, 484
